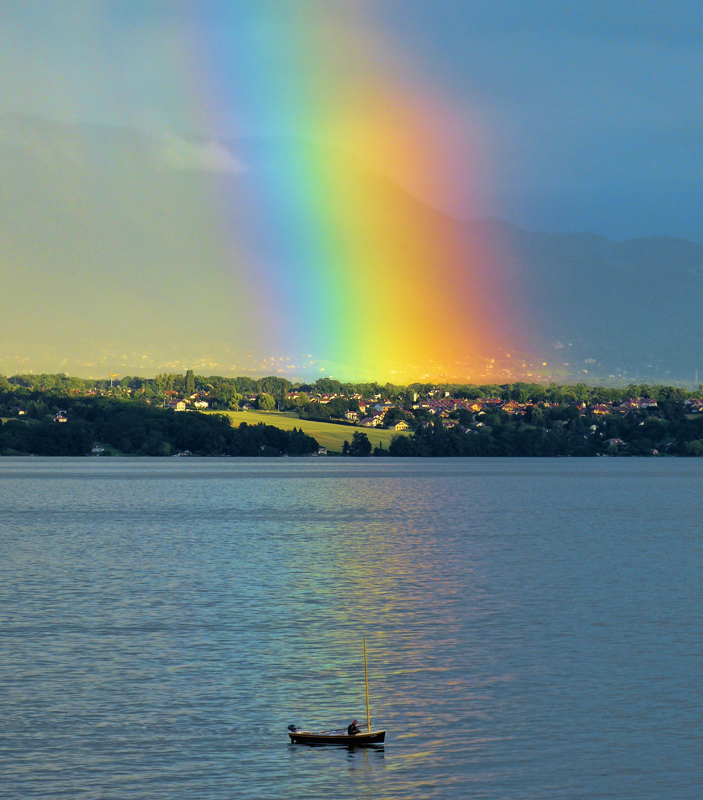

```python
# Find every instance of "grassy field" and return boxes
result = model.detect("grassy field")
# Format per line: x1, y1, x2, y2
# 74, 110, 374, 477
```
210, 410, 409, 453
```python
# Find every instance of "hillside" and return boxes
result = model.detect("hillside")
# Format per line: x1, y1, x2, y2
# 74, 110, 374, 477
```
216, 410, 408, 452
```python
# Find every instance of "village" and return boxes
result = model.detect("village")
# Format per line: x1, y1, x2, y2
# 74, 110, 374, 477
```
152, 387, 703, 455
161, 388, 703, 422
4, 371, 703, 457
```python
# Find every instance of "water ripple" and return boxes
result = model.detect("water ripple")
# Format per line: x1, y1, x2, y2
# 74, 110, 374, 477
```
1, 458, 702, 798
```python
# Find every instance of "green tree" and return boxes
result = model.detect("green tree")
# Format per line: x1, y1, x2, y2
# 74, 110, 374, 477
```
257, 393, 275, 411
389, 434, 416, 456
185, 370, 195, 396
295, 392, 311, 408
532, 406, 545, 426
327, 397, 350, 418
374, 441, 388, 456
234, 376, 258, 395
257, 376, 292, 396
349, 431, 372, 456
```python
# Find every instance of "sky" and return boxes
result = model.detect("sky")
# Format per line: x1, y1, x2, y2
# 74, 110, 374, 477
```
1, 1, 701, 381
2, 0, 701, 240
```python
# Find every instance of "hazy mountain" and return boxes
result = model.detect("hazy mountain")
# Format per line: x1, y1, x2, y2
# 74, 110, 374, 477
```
1, 113, 701, 385
467, 219, 703, 385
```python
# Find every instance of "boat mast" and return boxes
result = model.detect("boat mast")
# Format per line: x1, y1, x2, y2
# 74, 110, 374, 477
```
363, 636, 371, 732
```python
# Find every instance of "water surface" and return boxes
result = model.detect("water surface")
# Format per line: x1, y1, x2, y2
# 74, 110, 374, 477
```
1, 458, 701, 798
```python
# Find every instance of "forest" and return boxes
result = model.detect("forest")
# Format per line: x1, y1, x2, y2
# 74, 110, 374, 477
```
0, 397, 317, 457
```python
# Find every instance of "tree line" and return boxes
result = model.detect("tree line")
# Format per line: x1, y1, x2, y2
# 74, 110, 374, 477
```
341, 404, 703, 458
3, 373, 703, 457
0, 397, 317, 457
4, 372, 701, 408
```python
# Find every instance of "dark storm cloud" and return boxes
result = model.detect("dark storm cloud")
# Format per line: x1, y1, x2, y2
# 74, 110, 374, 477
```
368, 0, 703, 239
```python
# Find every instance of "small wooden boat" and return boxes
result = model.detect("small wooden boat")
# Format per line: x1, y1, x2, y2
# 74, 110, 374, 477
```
287, 726, 385, 746
288, 637, 386, 746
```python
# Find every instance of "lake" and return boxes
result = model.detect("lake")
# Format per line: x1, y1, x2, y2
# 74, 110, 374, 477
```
1, 458, 701, 799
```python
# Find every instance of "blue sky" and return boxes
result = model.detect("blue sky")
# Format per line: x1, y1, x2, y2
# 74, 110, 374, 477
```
1, 0, 701, 240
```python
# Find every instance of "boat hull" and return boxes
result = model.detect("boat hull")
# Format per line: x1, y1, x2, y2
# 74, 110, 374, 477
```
288, 729, 386, 746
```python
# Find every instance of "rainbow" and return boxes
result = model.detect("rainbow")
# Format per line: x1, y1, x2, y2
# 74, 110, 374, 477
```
187, 6, 531, 382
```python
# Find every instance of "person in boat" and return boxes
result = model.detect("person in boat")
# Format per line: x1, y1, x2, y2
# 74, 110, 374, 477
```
347, 719, 360, 736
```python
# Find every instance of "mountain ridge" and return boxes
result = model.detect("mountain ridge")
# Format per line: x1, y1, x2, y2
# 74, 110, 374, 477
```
1, 113, 701, 384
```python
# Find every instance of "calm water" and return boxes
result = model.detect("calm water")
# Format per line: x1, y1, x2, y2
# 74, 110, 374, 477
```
0, 458, 701, 799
